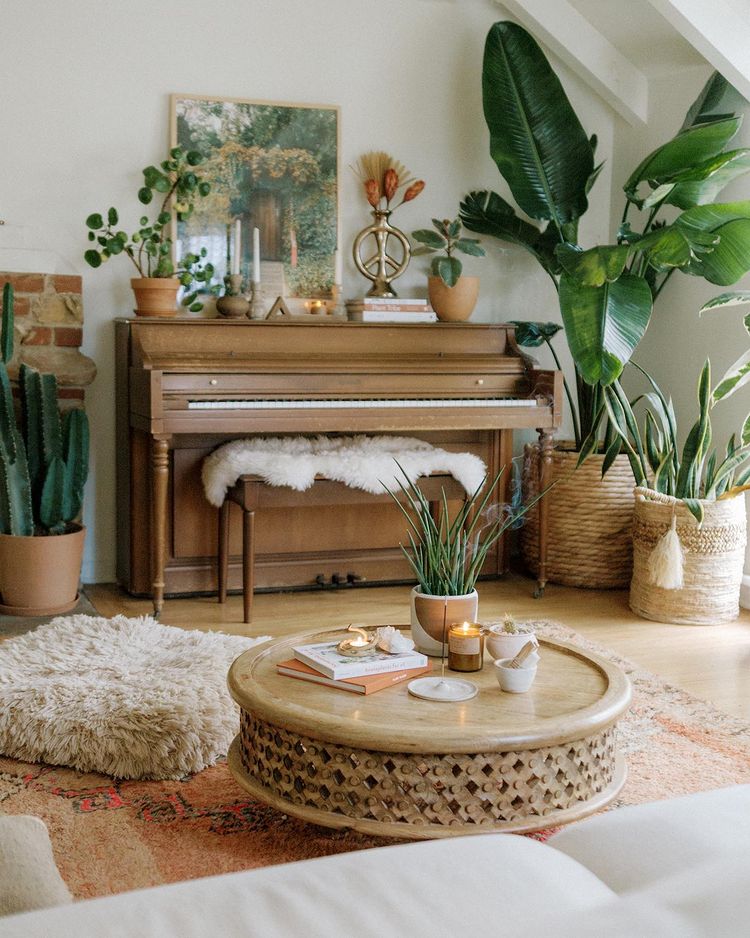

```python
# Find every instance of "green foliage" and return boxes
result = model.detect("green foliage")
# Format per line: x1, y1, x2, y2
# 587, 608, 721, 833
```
411, 218, 485, 286
462, 21, 750, 449
177, 248, 221, 312
602, 302, 750, 521
0, 283, 89, 536
84, 146, 212, 278
384, 467, 547, 596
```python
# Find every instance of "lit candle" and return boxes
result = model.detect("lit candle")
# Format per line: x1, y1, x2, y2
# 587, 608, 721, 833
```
334, 248, 343, 285
225, 224, 231, 276
232, 219, 241, 276
448, 621, 484, 672
253, 226, 261, 284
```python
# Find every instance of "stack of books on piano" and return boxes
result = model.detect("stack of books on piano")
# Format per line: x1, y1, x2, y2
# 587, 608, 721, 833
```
276, 639, 430, 695
346, 297, 437, 323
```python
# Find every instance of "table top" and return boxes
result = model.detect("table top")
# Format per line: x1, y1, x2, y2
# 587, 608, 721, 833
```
228, 628, 632, 755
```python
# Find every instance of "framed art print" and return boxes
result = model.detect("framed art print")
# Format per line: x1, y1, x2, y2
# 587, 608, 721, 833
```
171, 94, 339, 299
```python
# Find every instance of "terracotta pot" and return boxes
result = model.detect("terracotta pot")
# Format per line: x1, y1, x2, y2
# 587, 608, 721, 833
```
410, 586, 479, 656
0, 524, 85, 615
130, 278, 180, 317
428, 275, 479, 322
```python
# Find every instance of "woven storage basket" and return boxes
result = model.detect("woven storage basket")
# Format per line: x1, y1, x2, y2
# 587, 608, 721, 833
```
630, 487, 747, 625
521, 442, 635, 589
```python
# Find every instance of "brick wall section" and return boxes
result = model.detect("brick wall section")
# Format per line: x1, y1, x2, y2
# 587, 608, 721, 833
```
1, 271, 96, 407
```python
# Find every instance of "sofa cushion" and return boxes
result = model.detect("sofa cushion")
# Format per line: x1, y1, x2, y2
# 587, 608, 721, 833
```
548, 784, 750, 893
0, 831, 614, 938
0, 815, 72, 916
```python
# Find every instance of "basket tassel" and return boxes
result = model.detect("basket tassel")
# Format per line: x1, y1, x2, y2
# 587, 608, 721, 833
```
647, 515, 684, 590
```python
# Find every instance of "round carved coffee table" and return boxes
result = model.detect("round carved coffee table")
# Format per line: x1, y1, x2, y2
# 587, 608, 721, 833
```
227, 630, 631, 839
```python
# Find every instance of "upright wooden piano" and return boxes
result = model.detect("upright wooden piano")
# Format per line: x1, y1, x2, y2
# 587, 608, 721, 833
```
115, 318, 562, 614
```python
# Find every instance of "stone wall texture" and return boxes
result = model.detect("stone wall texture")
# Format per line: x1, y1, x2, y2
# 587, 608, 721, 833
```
1, 271, 96, 405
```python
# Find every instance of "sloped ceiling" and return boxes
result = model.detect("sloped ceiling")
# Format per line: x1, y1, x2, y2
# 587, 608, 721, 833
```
497, 0, 750, 125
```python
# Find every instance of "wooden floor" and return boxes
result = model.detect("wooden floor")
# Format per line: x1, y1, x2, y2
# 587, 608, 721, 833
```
88, 572, 750, 722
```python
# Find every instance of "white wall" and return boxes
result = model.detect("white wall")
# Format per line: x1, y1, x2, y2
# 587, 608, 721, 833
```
3, 0, 616, 583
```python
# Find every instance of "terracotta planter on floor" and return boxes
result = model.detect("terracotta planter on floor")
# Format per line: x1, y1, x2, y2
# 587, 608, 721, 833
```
427, 276, 479, 322
0, 524, 85, 615
410, 586, 479, 656
131, 278, 180, 317
521, 441, 635, 589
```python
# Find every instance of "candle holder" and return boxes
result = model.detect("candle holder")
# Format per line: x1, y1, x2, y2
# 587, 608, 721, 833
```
331, 283, 347, 318
216, 274, 250, 318
249, 282, 266, 320
448, 622, 484, 672
337, 624, 378, 657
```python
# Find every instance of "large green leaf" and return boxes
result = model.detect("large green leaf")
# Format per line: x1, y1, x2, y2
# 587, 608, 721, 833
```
624, 117, 741, 199
665, 149, 750, 210
482, 21, 594, 228
699, 291, 750, 313
459, 190, 557, 276
509, 321, 562, 347
559, 272, 653, 385
681, 72, 746, 131
556, 243, 629, 286
713, 348, 750, 401
675, 202, 750, 284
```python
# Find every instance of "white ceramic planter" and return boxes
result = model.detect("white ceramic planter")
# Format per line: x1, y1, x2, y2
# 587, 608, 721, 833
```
409, 587, 479, 656
484, 627, 537, 661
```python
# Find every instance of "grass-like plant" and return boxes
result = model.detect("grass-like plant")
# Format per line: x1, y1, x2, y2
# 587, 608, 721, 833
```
385, 466, 546, 596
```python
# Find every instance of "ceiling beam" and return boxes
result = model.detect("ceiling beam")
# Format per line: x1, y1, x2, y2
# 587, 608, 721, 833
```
496, 0, 649, 126
647, 0, 750, 102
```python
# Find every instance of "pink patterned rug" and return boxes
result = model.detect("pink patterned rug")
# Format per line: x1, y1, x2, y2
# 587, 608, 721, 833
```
1, 621, 749, 900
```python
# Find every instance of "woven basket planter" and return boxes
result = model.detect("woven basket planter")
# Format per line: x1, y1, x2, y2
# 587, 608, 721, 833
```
521, 442, 635, 589
630, 488, 747, 625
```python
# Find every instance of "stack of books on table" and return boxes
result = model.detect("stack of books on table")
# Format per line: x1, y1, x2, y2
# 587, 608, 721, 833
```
276, 638, 430, 695
346, 297, 437, 323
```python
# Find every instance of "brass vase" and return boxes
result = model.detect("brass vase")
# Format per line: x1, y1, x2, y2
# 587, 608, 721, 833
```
352, 209, 411, 298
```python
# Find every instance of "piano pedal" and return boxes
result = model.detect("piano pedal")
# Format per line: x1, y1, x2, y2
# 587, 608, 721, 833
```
315, 574, 327, 589
533, 584, 546, 599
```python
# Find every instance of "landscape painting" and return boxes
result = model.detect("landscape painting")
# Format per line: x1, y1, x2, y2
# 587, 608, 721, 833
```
171, 95, 339, 298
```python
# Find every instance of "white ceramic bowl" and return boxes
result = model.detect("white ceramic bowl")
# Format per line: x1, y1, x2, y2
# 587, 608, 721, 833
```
484, 627, 537, 661
494, 657, 538, 693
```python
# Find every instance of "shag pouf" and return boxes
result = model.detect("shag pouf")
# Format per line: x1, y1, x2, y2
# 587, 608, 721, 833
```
0, 615, 269, 781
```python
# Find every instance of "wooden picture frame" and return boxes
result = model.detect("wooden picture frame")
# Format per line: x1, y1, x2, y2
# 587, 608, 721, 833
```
170, 94, 340, 301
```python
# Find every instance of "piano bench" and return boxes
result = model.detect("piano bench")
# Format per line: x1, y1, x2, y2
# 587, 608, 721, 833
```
217, 473, 468, 623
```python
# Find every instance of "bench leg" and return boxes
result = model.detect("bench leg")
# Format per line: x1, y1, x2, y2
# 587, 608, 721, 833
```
218, 501, 230, 604
243, 508, 255, 624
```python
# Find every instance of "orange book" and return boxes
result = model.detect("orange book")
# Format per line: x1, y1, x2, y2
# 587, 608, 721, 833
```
276, 658, 431, 695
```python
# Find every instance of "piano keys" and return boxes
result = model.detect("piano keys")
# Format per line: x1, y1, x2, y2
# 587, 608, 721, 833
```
115, 318, 562, 614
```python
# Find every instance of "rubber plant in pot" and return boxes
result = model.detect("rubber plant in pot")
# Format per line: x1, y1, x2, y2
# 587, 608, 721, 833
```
411, 217, 485, 321
84, 146, 216, 316
0, 283, 90, 615
386, 467, 545, 656
460, 21, 750, 589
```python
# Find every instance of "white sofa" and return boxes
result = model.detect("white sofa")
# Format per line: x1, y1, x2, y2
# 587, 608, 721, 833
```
4, 785, 750, 937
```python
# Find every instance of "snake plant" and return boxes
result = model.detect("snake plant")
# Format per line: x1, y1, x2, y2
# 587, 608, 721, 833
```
601, 299, 750, 523
461, 22, 750, 450
0, 283, 89, 536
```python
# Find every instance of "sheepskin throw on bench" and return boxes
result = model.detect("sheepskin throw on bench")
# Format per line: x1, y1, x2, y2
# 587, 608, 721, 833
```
201, 435, 487, 508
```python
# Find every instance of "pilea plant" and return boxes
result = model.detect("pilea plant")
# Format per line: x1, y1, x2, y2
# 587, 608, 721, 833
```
84, 146, 212, 279
0, 283, 89, 536
411, 218, 485, 286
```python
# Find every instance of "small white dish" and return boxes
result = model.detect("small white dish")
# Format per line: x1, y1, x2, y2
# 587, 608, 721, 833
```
494, 656, 538, 693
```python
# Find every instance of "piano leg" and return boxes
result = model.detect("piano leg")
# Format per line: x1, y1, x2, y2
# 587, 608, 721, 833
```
218, 501, 230, 604
242, 508, 255, 624
536, 428, 554, 599
151, 437, 170, 618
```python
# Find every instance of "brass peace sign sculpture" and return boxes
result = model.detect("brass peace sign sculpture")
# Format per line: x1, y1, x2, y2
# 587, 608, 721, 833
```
352, 209, 411, 298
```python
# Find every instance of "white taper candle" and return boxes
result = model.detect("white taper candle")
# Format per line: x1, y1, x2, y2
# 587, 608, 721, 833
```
232, 219, 241, 276
253, 227, 261, 284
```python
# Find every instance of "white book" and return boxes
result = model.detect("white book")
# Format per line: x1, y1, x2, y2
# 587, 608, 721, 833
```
348, 309, 437, 323
293, 640, 428, 679
361, 297, 429, 306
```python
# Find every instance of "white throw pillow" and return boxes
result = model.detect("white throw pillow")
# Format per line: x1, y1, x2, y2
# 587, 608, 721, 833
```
0, 815, 72, 916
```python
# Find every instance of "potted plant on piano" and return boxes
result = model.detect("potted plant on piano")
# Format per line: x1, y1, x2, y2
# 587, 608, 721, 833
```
0, 283, 90, 615
460, 21, 750, 591
386, 467, 545, 655
84, 146, 216, 317
411, 217, 485, 321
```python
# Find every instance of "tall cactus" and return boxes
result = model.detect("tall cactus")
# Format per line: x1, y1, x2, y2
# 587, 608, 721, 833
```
0, 282, 89, 536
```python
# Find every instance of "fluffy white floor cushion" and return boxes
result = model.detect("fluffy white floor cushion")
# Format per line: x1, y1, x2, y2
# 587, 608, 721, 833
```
0, 615, 268, 780
0, 816, 72, 916
201, 434, 487, 507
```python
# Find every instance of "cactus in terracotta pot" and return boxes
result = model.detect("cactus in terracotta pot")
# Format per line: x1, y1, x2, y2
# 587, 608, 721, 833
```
0, 283, 89, 536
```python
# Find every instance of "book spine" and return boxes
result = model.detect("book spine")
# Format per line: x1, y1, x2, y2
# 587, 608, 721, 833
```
347, 310, 437, 323
360, 665, 429, 693
361, 297, 430, 306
